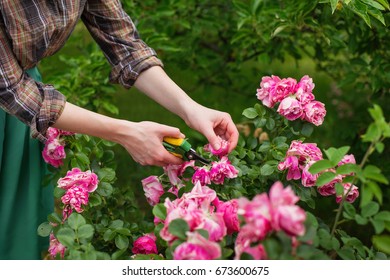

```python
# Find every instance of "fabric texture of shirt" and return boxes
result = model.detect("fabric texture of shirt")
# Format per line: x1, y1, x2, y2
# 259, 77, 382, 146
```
0, 0, 163, 142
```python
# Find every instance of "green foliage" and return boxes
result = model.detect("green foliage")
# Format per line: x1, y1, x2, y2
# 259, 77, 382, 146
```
37, 0, 389, 260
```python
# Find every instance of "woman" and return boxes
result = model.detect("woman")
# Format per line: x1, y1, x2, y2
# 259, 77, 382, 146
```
0, 0, 238, 259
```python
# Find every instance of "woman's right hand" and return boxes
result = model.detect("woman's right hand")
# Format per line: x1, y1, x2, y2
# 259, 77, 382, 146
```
114, 120, 185, 167
53, 102, 185, 167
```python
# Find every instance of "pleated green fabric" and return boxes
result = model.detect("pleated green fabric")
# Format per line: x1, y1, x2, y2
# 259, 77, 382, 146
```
0, 67, 54, 259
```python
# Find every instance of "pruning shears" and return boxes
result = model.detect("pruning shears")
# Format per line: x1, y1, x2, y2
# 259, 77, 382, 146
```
163, 137, 211, 165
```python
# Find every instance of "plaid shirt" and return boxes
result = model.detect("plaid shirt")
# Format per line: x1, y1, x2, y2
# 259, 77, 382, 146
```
0, 0, 163, 142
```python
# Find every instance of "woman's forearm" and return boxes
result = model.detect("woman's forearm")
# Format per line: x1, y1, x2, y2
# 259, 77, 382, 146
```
134, 66, 199, 124
52, 102, 127, 143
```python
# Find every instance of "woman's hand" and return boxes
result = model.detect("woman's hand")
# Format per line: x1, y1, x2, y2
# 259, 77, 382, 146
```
183, 104, 239, 153
53, 102, 185, 167
114, 120, 185, 166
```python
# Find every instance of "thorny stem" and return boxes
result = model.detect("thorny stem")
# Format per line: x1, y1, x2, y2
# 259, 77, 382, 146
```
330, 138, 380, 237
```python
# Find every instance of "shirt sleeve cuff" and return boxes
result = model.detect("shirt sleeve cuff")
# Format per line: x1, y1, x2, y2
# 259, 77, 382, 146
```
30, 85, 66, 142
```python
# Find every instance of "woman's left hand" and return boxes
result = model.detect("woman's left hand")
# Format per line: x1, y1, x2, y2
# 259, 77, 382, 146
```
184, 104, 239, 153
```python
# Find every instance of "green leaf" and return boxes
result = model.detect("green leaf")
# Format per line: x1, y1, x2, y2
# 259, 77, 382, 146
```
361, 0, 386, 10
336, 163, 360, 175
37, 222, 52, 237
77, 224, 94, 239
374, 211, 390, 222
376, 0, 390, 10
242, 108, 258, 119
153, 203, 167, 220
361, 201, 380, 217
111, 248, 126, 260
363, 165, 389, 184
260, 164, 274, 176
271, 25, 289, 37
88, 193, 102, 207
75, 152, 90, 166
254, 103, 265, 116
97, 168, 116, 183
56, 227, 75, 248
316, 171, 336, 186
168, 219, 189, 240
47, 212, 63, 224
371, 219, 385, 234
351, 1, 372, 27
372, 235, 390, 254
116, 228, 131, 236
367, 6, 386, 25
337, 248, 356, 260
67, 213, 86, 230
355, 214, 368, 225
362, 123, 381, 142
115, 235, 129, 250
343, 203, 357, 219
324, 146, 350, 166
309, 159, 334, 174
96, 182, 113, 197
109, 220, 124, 230
103, 229, 116, 241
375, 142, 385, 153
301, 123, 314, 137
366, 181, 383, 204
330, 0, 339, 13
266, 118, 276, 130
335, 183, 344, 196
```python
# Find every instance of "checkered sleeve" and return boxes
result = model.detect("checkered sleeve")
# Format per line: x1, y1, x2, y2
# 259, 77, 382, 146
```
81, 0, 163, 89
0, 25, 66, 142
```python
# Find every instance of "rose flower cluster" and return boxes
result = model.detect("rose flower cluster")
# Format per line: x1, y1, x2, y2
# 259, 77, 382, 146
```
278, 140, 359, 203
42, 127, 75, 168
256, 75, 326, 126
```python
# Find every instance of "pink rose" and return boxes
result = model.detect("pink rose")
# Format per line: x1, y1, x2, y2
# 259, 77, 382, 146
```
192, 167, 211, 186
296, 75, 315, 105
286, 140, 323, 163
235, 242, 267, 260
61, 186, 89, 219
336, 184, 359, 203
132, 233, 158, 255
277, 156, 301, 180
46, 127, 60, 140
204, 136, 229, 158
277, 96, 303, 121
184, 182, 217, 207
272, 205, 306, 236
141, 176, 165, 206
216, 199, 240, 234
196, 212, 227, 242
271, 77, 297, 104
48, 233, 66, 259
256, 75, 281, 108
338, 154, 356, 166
303, 101, 326, 126
317, 173, 342, 196
163, 164, 183, 186
209, 156, 238, 185
301, 161, 319, 187
173, 232, 221, 260
42, 138, 66, 168
269, 181, 299, 206
57, 168, 99, 192
237, 193, 271, 223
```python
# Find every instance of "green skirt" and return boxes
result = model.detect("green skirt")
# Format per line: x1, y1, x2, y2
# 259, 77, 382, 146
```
0, 68, 54, 259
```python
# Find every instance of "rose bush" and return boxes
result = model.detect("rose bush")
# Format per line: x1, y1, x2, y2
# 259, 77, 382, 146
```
37, 72, 390, 260
35, 0, 390, 260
